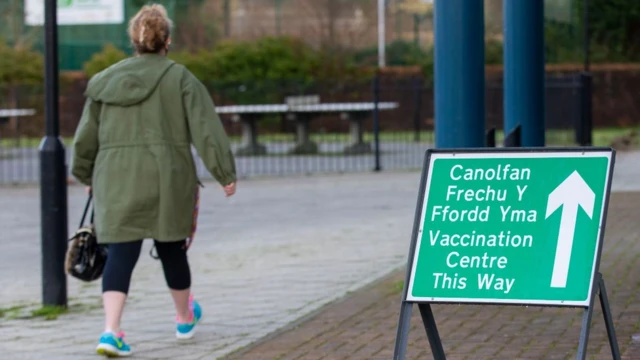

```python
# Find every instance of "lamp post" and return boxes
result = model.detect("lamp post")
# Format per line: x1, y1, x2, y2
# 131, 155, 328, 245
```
583, 0, 590, 72
579, 0, 593, 146
40, 0, 68, 307
378, 0, 386, 67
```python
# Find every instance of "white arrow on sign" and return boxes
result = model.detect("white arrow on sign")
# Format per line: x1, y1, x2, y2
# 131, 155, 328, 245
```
545, 170, 596, 288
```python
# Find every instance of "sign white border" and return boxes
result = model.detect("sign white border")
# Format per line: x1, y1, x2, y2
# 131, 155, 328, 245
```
405, 150, 614, 307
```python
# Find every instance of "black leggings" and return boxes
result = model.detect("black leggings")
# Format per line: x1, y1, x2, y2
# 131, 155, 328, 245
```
102, 240, 191, 294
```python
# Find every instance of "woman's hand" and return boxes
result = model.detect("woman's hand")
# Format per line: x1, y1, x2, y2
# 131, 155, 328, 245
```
223, 182, 236, 197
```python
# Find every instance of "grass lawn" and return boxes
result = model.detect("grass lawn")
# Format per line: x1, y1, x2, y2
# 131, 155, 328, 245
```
0, 137, 73, 148
0, 128, 632, 149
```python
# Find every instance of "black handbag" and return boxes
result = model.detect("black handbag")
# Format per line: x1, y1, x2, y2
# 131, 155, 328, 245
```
65, 192, 108, 282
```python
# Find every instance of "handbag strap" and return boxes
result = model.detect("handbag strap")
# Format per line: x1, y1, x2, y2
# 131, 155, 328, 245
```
79, 191, 94, 228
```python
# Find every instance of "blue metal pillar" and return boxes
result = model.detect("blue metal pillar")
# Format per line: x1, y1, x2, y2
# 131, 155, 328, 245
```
503, 0, 546, 147
434, 0, 485, 148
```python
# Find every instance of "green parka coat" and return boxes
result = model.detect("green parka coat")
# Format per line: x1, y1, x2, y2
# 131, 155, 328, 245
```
71, 54, 236, 244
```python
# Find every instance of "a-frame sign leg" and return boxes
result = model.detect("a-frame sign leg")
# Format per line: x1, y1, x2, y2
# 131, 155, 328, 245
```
598, 274, 621, 359
393, 302, 447, 360
576, 290, 596, 360
394, 302, 413, 360
576, 273, 620, 360
418, 303, 446, 360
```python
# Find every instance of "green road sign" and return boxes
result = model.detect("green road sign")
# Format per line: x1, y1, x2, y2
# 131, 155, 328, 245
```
406, 149, 615, 307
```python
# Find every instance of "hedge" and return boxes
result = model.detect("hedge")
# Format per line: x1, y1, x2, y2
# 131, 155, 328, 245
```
2, 28, 634, 94
0, 39, 43, 86
81, 37, 375, 104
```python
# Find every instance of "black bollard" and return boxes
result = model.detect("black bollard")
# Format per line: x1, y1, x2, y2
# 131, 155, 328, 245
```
576, 73, 593, 146
504, 125, 522, 147
372, 75, 381, 172
485, 127, 496, 148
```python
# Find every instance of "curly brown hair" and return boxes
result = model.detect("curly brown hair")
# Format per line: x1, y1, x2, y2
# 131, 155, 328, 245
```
127, 4, 173, 54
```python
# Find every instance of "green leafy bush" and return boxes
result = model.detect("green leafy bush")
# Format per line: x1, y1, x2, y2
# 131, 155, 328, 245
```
168, 37, 370, 104
350, 39, 504, 85
172, 37, 343, 83
419, 46, 434, 85
576, 0, 640, 62
0, 39, 43, 85
353, 40, 427, 67
79, 37, 373, 104
485, 39, 503, 65
83, 44, 128, 78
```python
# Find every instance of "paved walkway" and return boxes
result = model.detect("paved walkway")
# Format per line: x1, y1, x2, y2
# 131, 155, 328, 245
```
226, 192, 640, 360
1, 150, 640, 359
0, 171, 421, 360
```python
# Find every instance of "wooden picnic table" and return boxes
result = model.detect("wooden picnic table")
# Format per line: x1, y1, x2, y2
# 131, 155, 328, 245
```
0, 109, 37, 118
215, 102, 399, 155
0, 109, 37, 145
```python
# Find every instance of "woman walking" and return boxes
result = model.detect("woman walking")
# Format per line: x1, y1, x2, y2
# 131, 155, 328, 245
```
71, 3, 236, 357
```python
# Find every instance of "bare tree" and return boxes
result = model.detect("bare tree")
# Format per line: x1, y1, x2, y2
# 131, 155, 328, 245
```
484, 0, 503, 37
393, 0, 434, 46
174, 0, 222, 51
230, 0, 275, 41
1, 0, 39, 50
299, 0, 373, 50
223, 0, 232, 37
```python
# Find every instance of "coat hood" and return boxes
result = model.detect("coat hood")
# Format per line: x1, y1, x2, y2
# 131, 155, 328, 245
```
85, 55, 176, 107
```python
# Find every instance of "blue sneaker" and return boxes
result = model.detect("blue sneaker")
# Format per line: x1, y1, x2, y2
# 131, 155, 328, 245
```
176, 295, 202, 340
96, 331, 132, 357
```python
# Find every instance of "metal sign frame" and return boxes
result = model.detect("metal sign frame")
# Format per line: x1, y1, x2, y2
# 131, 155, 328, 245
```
393, 147, 621, 360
